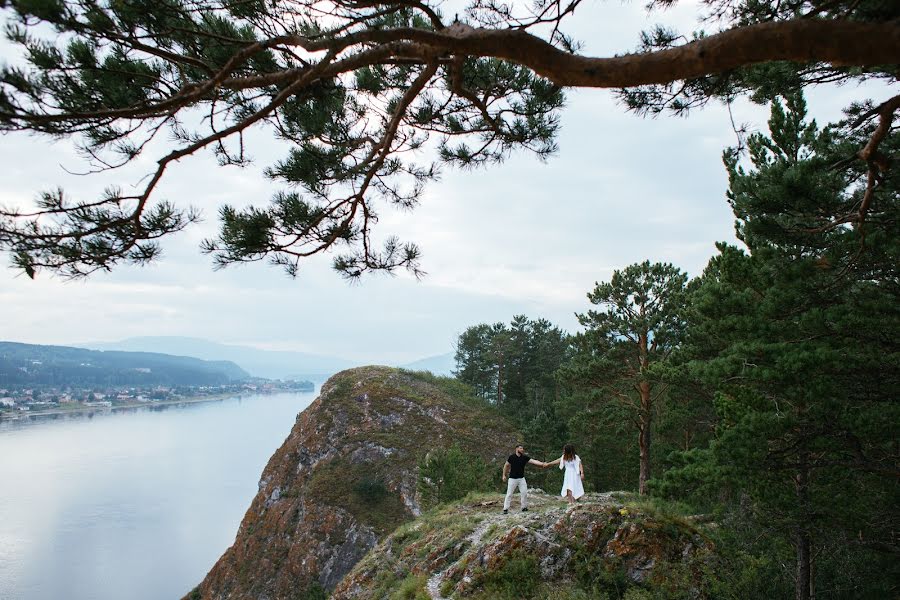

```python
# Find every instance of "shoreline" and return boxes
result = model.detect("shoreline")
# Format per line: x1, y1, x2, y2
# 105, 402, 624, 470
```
0, 389, 314, 421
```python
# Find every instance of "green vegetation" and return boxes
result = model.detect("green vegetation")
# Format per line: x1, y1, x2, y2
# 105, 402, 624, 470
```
478, 550, 540, 599
448, 94, 898, 598
294, 583, 327, 600
563, 261, 689, 495
397, 369, 485, 408
454, 316, 570, 490
390, 574, 430, 600
418, 445, 496, 509
1, 2, 895, 597
307, 457, 409, 535
353, 477, 389, 504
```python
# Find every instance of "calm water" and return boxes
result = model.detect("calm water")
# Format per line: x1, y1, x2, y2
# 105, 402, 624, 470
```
0, 389, 319, 600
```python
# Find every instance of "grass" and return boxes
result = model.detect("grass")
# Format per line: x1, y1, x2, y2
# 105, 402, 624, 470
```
390, 574, 431, 600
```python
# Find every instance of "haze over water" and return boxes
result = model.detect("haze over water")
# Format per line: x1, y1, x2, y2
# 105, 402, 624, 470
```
0, 390, 319, 600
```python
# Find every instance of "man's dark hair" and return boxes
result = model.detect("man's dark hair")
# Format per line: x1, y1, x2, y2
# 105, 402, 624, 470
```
515, 444, 524, 449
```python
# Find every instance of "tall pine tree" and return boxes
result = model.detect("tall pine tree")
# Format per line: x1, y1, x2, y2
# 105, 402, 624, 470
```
660, 94, 899, 599
563, 261, 689, 495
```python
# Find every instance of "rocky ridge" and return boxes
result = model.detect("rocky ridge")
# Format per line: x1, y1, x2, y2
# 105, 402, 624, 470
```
189, 366, 518, 600
333, 490, 714, 599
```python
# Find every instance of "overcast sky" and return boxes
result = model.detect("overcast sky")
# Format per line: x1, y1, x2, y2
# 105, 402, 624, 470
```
0, 2, 889, 364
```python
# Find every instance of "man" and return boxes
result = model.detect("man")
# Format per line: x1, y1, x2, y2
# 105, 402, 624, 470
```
502, 444, 546, 514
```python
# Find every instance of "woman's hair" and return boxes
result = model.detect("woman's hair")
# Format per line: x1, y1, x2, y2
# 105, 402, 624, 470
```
563, 443, 576, 462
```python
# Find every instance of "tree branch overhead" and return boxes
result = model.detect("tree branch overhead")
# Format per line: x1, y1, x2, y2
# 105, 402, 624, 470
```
0, 0, 896, 278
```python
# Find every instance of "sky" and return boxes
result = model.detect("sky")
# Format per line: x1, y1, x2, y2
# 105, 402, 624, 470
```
0, 1, 889, 364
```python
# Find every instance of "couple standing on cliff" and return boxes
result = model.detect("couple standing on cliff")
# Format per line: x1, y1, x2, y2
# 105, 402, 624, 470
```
501, 443, 584, 514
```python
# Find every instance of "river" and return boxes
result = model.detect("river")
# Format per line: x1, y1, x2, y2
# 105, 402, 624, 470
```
0, 389, 320, 600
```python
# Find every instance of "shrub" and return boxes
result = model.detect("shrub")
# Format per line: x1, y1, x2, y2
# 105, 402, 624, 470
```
353, 476, 388, 503
481, 550, 541, 599
417, 445, 495, 508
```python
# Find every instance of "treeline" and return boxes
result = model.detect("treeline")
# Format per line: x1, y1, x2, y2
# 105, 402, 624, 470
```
453, 96, 898, 599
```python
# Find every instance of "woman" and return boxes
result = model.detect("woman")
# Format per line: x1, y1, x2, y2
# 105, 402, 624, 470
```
545, 443, 585, 504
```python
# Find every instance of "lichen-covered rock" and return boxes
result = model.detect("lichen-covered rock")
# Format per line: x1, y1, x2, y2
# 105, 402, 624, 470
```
333, 491, 715, 600
188, 367, 517, 600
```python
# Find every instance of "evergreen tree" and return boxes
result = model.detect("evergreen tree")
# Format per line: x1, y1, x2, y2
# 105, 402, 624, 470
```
659, 95, 899, 600
454, 315, 571, 488
562, 261, 689, 495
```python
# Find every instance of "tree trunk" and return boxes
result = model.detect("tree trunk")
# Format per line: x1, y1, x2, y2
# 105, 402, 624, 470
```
795, 528, 811, 600
638, 413, 651, 495
794, 466, 812, 600
637, 378, 652, 495
637, 333, 652, 495
496, 351, 503, 406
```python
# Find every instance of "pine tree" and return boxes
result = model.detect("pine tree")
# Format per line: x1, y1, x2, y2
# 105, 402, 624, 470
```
660, 95, 899, 599
0, 1, 896, 278
562, 261, 689, 495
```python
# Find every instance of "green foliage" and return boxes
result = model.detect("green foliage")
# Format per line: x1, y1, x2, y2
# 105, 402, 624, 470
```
417, 445, 496, 508
453, 315, 572, 489
0, 340, 249, 386
398, 369, 485, 409
353, 477, 389, 503
306, 457, 409, 535
390, 574, 430, 600
0, 0, 567, 278
560, 261, 692, 494
658, 94, 899, 599
295, 582, 327, 600
480, 550, 541, 599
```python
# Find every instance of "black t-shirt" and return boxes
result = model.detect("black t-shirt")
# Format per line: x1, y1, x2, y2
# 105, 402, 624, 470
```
507, 454, 530, 479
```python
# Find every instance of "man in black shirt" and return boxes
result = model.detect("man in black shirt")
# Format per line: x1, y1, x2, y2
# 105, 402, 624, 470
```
502, 444, 547, 513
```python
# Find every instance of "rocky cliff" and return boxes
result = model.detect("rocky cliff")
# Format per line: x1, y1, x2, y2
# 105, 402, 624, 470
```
189, 367, 518, 599
333, 491, 714, 600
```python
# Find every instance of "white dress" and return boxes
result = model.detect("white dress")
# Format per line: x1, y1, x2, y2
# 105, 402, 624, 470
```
559, 455, 585, 499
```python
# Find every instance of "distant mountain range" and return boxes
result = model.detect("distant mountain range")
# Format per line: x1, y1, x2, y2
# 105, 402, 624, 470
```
0, 341, 249, 388
76, 336, 457, 380
398, 352, 455, 377
79, 337, 358, 381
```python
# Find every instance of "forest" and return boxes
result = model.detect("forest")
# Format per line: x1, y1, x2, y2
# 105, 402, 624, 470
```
450, 96, 898, 599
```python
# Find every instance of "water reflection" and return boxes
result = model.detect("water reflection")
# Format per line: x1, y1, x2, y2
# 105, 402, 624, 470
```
0, 389, 319, 600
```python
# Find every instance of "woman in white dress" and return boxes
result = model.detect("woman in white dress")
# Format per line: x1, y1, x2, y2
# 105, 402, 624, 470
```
545, 443, 585, 504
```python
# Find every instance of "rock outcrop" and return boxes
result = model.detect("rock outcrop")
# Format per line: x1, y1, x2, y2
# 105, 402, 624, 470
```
189, 367, 518, 600
333, 491, 714, 599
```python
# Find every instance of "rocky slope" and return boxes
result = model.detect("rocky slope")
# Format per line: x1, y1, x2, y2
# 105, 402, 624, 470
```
188, 367, 517, 600
333, 491, 714, 600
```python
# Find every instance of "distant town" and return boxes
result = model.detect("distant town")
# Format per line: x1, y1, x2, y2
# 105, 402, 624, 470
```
0, 379, 315, 418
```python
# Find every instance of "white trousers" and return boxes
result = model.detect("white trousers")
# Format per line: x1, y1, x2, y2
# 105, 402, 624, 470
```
504, 477, 528, 510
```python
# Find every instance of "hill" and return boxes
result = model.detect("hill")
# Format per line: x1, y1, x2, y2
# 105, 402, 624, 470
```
187, 366, 518, 600
0, 341, 249, 387
334, 491, 713, 600
81, 336, 356, 380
